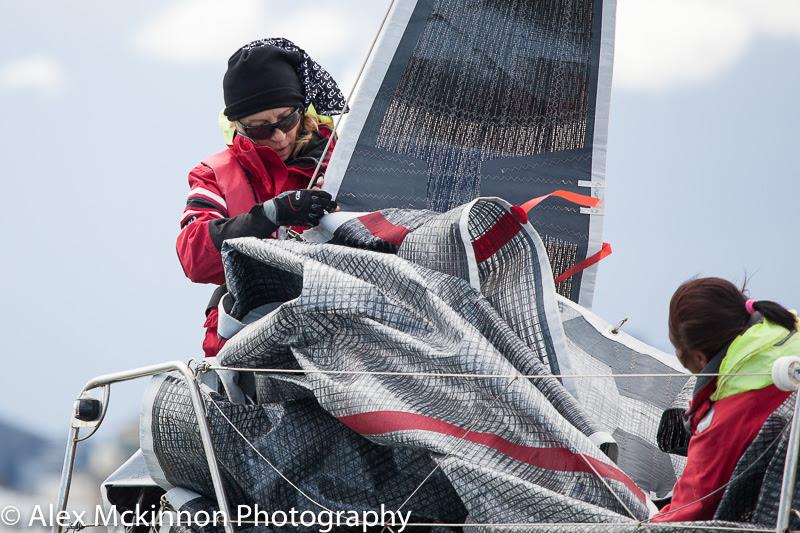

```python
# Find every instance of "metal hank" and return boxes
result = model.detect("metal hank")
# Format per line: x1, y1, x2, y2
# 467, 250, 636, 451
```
776, 391, 800, 532
52, 361, 236, 533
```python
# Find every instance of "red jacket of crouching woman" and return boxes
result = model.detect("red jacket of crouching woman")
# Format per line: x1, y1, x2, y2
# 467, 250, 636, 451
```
652, 316, 797, 522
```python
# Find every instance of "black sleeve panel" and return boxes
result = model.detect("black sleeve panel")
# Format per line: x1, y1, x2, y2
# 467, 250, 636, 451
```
208, 204, 278, 250
187, 197, 226, 211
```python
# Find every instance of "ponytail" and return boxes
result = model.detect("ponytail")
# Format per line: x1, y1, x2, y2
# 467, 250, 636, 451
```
669, 277, 796, 360
751, 300, 798, 332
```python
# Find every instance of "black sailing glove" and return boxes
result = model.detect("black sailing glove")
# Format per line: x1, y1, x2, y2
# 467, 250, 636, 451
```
263, 189, 337, 227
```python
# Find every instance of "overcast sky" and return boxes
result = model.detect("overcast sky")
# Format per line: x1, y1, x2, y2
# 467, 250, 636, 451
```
1, 0, 798, 440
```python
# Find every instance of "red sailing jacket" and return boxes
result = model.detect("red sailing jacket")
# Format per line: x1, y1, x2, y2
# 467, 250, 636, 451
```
176, 127, 334, 357
651, 378, 790, 522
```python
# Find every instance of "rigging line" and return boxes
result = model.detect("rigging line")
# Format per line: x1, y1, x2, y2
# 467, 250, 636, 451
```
306, 0, 398, 190
646, 423, 791, 523
394, 376, 520, 514
202, 390, 333, 513
207, 365, 766, 380
576, 452, 638, 521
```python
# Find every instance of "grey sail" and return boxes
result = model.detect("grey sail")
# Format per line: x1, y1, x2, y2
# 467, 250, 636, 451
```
325, 0, 615, 306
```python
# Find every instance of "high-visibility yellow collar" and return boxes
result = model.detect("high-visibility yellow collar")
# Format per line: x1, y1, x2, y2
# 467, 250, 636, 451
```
712, 315, 799, 401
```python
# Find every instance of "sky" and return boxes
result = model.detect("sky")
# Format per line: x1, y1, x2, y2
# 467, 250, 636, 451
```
0, 0, 798, 441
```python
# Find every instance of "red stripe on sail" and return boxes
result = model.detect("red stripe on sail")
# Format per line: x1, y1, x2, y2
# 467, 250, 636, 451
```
338, 410, 644, 502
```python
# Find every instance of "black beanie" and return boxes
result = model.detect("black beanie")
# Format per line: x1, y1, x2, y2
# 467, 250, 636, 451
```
223, 45, 305, 121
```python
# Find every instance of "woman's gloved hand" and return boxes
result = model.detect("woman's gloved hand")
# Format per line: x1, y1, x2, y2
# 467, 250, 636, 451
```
263, 189, 337, 227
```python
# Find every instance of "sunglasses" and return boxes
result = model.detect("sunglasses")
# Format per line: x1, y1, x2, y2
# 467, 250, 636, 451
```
237, 108, 302, 140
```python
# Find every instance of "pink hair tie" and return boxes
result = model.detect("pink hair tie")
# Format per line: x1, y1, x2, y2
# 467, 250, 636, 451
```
745, 299, 757, 315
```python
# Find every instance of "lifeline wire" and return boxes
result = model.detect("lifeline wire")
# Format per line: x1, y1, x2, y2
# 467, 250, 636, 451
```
306, 0, 398, 189
207, 365, 766, 380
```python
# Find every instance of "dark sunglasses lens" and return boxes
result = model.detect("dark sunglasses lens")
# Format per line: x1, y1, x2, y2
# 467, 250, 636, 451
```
241, 109, 300, 140
276, 110, 301, 132
244, 124, 276, 140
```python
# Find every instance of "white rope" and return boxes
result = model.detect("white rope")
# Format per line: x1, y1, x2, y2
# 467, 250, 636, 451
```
207, 365, 766, 380
306, 0, 397, 189
202, 390, 333, 513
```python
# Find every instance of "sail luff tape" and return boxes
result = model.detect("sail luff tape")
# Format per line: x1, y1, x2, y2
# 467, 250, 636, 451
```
307, 0, 399, 189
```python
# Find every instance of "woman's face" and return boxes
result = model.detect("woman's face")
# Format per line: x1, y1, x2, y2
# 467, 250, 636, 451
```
237, 106, 301, 161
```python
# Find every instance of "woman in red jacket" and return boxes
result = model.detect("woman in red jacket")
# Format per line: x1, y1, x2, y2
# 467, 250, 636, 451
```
176, 38, 343, 357
652, 277, 798, 522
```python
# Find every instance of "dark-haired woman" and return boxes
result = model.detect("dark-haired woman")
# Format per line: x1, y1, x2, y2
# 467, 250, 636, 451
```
176, 39, 345, 357
652, 277, 799, 522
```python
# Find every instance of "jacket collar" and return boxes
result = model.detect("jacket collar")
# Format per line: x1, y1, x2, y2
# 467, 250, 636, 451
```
228, 135, 287, 200
693, 348, 726, 397
285, 127, 330, 168
227, 126, 332, 200
689, 312, 765, 410
685, 344, 727, 423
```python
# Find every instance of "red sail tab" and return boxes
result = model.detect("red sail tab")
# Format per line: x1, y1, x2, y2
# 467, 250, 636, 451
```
520, 190, 600, 214
555, 243, 612, 284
